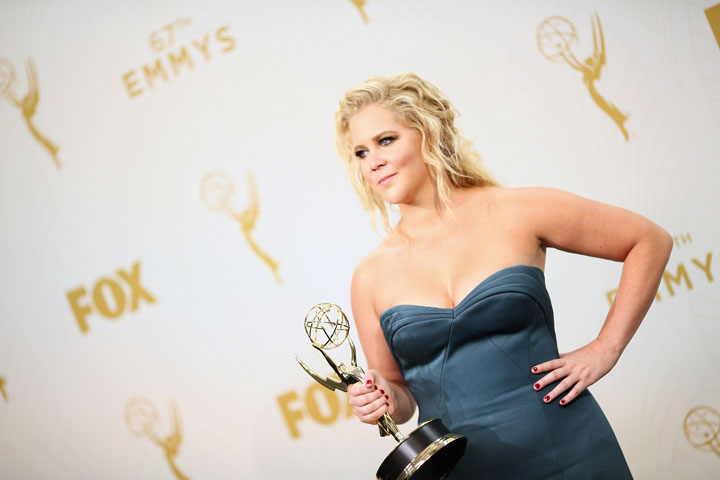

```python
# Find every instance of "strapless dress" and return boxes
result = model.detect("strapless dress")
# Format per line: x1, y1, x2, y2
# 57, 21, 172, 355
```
380, 264, 632, 479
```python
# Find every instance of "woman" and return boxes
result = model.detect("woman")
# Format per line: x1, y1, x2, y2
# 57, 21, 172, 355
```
337, 73, 672, 479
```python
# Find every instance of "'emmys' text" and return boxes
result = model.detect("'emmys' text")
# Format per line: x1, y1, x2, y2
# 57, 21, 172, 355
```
122, 20, 236, 99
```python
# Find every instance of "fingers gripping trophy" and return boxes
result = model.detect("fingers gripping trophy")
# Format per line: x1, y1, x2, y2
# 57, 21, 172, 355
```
296, 304, 467, 480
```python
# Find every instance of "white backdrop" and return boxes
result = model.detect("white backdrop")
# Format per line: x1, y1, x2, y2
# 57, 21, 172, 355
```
1, 1, 719, 478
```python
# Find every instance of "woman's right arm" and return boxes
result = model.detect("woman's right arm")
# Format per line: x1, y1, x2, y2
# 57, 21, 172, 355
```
347, 261, 417, 425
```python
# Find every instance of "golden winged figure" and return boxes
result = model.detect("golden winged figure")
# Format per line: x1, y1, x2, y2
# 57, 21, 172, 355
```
199, 171, 282, 283
0, 376, 7, 402
537, 14, 629, 140
350, 0, 369, 24
125, 398, 190, 480
0, 58, 61, 167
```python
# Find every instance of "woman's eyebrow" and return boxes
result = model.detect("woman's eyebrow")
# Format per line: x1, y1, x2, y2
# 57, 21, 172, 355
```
373, 130, 398, 141
354, 130, 399, 150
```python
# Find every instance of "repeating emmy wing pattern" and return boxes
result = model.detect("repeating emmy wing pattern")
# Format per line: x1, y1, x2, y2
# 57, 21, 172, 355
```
0, 57, 60, 168
0, 2, 717, 479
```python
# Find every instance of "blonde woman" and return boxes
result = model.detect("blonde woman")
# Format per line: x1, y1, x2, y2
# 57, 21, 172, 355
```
337, 73, 671, 479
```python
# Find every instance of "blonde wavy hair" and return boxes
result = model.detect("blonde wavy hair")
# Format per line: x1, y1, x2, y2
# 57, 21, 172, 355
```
335, 73, 497, 231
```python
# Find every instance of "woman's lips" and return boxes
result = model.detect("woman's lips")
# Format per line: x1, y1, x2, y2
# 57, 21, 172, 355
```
379, 173, 396, 186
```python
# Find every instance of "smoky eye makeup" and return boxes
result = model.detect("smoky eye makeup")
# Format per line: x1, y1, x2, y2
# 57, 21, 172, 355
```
352, 130, 399, 158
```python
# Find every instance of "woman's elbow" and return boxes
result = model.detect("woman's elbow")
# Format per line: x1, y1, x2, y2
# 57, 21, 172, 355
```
652, 225, 674, 264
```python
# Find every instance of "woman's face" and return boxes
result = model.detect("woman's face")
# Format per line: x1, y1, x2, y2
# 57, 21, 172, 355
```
348, 104, 433, 206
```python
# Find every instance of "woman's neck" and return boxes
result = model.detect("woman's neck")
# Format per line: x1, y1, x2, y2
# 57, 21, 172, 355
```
396, 186, 470, 238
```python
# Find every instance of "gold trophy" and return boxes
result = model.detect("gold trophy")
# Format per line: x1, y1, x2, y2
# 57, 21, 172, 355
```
295, 303, 467, 480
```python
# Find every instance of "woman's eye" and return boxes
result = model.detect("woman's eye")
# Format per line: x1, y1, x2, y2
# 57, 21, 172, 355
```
354, 149, 368, 159
379, 137, 394, 146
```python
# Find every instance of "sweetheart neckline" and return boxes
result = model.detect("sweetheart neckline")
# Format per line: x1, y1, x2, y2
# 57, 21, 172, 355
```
379, 264, 544, 320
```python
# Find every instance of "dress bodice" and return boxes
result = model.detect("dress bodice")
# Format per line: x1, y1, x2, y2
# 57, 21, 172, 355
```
379, 264, 632, 479
380, 265, 557, 426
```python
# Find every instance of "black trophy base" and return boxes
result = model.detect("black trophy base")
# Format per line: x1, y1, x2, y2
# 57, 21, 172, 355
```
376, 418, 467, 480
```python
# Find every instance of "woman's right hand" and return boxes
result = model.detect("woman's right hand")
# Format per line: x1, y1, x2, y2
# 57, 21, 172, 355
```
347, 369, 393, 424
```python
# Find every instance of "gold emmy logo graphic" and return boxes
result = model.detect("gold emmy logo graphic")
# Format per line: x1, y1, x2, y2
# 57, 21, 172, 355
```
350, 0, 369, 24
125, 397, 189, 480
684, 406, 720, 458
0, 57, 60, 168
537, 14, 629, 141
0, 375, 7, 402
200, 171, 281, 284
707, 3, 720, 49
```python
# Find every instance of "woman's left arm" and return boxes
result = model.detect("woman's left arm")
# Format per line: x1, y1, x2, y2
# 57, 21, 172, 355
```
520, 187, 674, 405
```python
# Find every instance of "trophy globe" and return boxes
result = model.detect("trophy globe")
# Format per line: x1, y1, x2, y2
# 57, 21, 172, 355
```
304, 303, 349, 350
199, 171, 235, 212
125, 397, 159, 438
683, 406, 720, 454
537, 16, 578, 62
0, 59, 15, 96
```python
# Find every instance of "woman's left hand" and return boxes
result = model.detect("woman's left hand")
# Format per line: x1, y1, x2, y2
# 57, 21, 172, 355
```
531, 338, 621, 405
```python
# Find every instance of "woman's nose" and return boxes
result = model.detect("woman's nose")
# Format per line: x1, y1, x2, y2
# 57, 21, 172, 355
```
369, 152, 387, 170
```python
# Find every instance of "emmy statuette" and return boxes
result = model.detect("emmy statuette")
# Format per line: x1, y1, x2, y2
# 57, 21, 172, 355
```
295, 303, 467, 480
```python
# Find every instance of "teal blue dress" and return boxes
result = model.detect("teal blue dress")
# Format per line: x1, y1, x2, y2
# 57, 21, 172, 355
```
380, 265, 633, 479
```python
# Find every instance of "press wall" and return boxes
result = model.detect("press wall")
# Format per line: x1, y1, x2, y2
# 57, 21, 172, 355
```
1, 1, 719, 478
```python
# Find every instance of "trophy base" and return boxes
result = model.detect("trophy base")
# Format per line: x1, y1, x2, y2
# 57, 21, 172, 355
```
376, 418, 467, 480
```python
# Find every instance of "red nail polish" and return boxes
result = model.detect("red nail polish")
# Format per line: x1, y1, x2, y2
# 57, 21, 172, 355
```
385, 403, 389, 407
560, 399, 566, 405
532, 367, 538, 373
374, 385, 377, 390
385, 395, 389, 400
366, 380, 372, 386
544, 395, 550, 402
380, 389, 385, 394
534, 383, 540, 390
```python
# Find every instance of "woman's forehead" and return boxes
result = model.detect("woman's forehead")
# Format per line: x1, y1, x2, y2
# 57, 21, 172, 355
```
349, 105, 404, 138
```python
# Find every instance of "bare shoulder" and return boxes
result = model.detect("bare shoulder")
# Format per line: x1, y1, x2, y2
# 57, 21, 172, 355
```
350, 248, 380, 309
479, 186, 594, 223
454, 185, 557, 208
490, 186, 670, 259
491, 185, 621, 224
349, 236, 408, 379
350, 235, 402, 314
483, 185, 570, 207
454, 186, 561, 224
